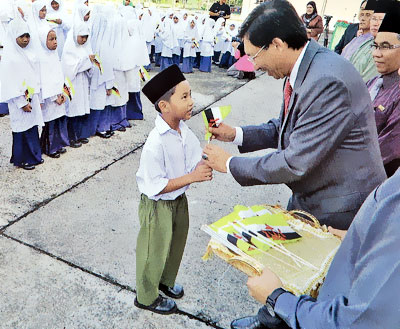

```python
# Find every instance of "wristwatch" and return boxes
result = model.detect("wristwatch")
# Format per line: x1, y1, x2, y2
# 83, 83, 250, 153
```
265, 288, 289, 317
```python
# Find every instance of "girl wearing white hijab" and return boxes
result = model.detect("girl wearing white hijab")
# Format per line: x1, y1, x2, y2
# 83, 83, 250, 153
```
212, 17, 225, 64
46, 0, 71, 59
159, 14, 176, 71
125, 10, 149, 120
0, 10, 9, 117
38, 27, 69, 158
141, 8, 156, 70
29, 0, 50, 49
88, 9, 114, 139
61, 22, 93, 148
153, 14, 165, 67
194, 14, 205, 69
219, 22, 238, 69
181, 17, 198, 74
172, 14, 183, 66
1, 19, 44, 170
108, 14, 131, 132
199, 18, 215, 73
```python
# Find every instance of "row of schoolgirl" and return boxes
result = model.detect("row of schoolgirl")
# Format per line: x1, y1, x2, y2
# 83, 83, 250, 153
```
0, 1, 149, 170
145, 10, 239, 74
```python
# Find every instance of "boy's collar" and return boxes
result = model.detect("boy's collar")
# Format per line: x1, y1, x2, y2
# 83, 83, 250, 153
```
155, 114, 186, 134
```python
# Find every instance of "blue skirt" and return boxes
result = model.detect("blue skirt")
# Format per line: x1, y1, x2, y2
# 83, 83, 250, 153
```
160, 56, 173, 71
126, 92, 143, 120
110, 105, 130, 131
199, 56, 212, 72
213, 51, 221, 63
0, 103, 8, 115
67, 116, 84, 142
219, 52, 234, 68
194, 52, 201, 68
89, 108, 111, 134
78, 113, 93, 139
172, 54, 180, 66
40, 116, 70, 154
181, 57, 194, 73
11, 125, 42, 166
155, 53, 161, 67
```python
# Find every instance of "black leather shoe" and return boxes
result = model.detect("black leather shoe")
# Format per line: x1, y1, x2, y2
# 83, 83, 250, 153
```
231, 316, 267, 329
38, 159, 44, 165
134, 295, 177, 315
96, 131, 111, 139
78, 138, 89, 144
69, 141, 82, 148
117, 126, 126, 132
58, 147, 67, 154
159, 283, 184, 299
19, 163, 35, 170
48, 152, 60, 159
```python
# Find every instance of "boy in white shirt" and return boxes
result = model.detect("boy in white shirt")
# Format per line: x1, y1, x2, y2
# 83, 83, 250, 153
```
135, 64, 212, 314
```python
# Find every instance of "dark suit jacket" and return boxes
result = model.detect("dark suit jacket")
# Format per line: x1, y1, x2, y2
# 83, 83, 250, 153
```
334, 23, 359, 54
229, 40, 387, 230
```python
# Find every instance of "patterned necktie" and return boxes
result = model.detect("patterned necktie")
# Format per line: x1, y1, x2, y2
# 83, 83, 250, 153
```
284, 80, 293, 117
369, 77, 383, 102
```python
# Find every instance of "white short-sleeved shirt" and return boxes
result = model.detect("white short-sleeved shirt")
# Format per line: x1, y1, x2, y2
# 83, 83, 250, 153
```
136, 114, 202, 201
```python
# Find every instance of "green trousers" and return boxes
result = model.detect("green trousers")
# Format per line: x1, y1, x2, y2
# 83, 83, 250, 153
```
136, 193, 189, 305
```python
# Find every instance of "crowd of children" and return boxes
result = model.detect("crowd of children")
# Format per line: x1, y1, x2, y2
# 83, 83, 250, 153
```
0, 0, 249, 171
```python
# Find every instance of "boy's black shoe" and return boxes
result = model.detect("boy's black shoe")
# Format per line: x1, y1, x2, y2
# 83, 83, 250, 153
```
134, 295, 177, 315
159, 283, 184, 299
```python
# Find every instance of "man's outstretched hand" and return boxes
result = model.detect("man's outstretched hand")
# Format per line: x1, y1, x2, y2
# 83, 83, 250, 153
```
202, 144, 231, 173
208, 123, 236, 142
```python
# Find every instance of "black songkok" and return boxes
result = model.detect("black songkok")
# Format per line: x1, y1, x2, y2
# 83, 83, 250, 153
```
378, 5, 400, 33
142, 64, 186, 104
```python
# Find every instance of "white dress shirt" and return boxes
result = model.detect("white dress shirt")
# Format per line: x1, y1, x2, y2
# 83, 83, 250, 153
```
226, 41, 310, 174
136, 114, 203, 201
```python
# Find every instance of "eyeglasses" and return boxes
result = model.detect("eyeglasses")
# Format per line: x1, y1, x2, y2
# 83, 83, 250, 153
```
247, 45, 266, 63
370, 16, 384, 22
371, 43, 400, 51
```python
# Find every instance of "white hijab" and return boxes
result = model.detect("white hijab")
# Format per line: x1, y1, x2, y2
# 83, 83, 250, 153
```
127, 18, 150, 66
202, 18, 215, 43
213, 17, 225, 34
37, 26, 64, 99
0, 19, 40, 102
184, 17, 198, 41
46, 0, 67, 20
61, 22, 91, 80
89, 11, 114, 88
141, 9, 156, 43
172, 14, 185, 40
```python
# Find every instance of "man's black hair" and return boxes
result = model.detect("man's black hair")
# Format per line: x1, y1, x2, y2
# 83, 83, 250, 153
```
155, 86, 176, 113
238, 0, 308, 50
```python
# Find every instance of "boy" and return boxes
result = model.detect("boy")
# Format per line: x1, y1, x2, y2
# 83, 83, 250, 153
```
135, 64, 212, 314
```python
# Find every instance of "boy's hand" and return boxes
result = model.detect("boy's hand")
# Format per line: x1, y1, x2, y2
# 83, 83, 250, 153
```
208, 122, 236, 142
191, 163, 213, 182
22, 104, 32, 112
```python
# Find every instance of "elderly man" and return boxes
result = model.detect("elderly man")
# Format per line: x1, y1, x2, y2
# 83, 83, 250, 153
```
345, 0, 390, 82
203, 0, 386, 231
334, 0, 367, 54
367, 12, 400, 177
229, 10, 400, 329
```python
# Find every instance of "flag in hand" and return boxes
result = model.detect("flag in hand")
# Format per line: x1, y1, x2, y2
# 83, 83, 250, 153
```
139, 66, 150, 82
63, 77, 75, 101
202, 105, 231, 141
93, 55, 103, 74
22, 80, 35, 103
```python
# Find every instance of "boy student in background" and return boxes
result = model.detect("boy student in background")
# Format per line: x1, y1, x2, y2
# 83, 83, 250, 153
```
38, 27, 70, 158
135, 65, 213, 314
1, 19, 44, 170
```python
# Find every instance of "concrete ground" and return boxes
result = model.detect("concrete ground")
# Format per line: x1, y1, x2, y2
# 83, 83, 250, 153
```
0, 65, 291, 329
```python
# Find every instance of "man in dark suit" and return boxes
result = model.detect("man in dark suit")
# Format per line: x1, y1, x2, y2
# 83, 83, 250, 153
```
203, 0, 386, 232
334, 0, 367, 54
